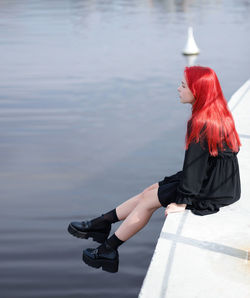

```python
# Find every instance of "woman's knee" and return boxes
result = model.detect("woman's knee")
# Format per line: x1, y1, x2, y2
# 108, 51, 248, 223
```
142, 182, 159, 195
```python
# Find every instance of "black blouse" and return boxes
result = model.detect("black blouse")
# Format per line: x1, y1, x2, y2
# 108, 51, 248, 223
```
159, 139, 241, 216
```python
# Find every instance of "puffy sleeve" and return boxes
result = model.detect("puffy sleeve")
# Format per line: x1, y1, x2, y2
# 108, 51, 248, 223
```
175, 139, 210, 205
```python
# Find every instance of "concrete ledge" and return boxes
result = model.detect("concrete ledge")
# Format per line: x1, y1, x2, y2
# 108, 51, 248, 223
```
138, 79, 250, 298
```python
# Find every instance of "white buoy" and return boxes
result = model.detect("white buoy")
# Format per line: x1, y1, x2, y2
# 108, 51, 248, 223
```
182, 26, 200, 55
186, 54, 198, 66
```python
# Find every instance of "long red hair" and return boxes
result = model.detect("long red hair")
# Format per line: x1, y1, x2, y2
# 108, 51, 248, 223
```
184, 66, 241, 156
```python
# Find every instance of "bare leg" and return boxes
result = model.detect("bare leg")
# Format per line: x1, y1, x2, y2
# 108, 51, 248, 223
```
116, 193, 142, 221
116, 182, 159, 221
115, 188, 162, 241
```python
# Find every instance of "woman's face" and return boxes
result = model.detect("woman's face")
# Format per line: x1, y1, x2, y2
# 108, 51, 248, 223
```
177, 75, 195, 105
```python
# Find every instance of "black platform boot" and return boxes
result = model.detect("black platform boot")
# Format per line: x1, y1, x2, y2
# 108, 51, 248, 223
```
68, 219, 111, 244
82, 239, 119, 273
68, 209, 120, 243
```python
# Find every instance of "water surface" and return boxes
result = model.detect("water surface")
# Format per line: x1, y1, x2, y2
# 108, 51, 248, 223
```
0, 0, 249, 297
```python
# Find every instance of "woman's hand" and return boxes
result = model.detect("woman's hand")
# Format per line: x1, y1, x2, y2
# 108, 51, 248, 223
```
165, 203, 187, 216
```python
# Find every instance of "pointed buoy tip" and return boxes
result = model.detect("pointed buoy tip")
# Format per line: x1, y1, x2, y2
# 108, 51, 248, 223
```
182, 27, 200, 56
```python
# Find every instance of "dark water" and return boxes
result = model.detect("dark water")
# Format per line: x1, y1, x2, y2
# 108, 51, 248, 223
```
0, 0, 249, 297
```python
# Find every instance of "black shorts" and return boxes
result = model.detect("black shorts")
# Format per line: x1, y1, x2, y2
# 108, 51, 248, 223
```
157, 170, 192, 210
158, 180, 180, 207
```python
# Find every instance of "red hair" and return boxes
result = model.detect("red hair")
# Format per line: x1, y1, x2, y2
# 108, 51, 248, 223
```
184, 66, 241, 156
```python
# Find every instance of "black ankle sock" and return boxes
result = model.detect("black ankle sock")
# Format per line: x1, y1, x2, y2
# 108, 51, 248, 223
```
106, 233, 124, 250
97, 233, 124, 253
90, 208, 120, 226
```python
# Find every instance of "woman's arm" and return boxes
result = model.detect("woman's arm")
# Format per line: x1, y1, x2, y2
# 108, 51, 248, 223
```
175, 140, 210, 205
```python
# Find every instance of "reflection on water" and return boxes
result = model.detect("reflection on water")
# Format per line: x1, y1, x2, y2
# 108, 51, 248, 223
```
0, 0, 249, 297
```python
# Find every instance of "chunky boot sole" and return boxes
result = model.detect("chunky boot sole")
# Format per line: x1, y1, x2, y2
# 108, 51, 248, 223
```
82, 252, 119, 273
67, 223, 109, 243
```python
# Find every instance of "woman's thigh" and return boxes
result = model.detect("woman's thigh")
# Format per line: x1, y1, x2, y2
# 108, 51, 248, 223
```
139, 188, 162, 211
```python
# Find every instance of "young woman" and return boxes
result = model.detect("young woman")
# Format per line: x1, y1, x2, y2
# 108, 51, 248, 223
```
68, 66, 241, 273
